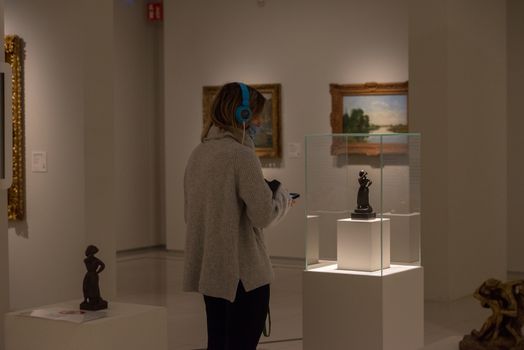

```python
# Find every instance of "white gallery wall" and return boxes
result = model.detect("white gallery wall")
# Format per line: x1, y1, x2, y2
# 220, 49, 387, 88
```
83, 0, 117, 302
410, 0, 507, 300
5, 0, 117, 310
164, 0, 409, 257
114, 0, 164, 251
5, 0, 88, 310
3, 0, 163, 310
507, 0, 524, 272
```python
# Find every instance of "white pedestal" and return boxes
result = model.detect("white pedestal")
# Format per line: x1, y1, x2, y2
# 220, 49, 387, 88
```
383, 212, 420, 263
4, 301, 168, 350
303, 266, 424, 350
307, 215, 320, 265
337, 218, 390, 271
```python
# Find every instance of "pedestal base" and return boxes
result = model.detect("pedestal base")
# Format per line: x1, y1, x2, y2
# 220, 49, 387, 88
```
351, 211, 377, 219
5, 301, 167, 350
303, 266, 424, 350
80, 299, 108, 311
337, 218, 390, 271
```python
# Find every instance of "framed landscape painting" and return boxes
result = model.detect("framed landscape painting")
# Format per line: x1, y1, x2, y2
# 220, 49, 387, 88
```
203, 83, 281, 158
330, 82, 408, 156
5, 35, 25, 220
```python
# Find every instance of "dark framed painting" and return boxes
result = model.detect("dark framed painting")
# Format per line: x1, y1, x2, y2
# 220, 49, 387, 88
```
5, 35, 25, 220
203, 83, 281, 158
330, 82, 408, 156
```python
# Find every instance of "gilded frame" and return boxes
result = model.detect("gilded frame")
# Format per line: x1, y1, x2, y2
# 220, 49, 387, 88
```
330, 82, 409, 156
5, 35, 25, 220
203, 84, 282, 158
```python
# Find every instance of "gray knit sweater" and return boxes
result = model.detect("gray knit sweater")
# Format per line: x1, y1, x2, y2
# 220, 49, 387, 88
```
183, 125, 290, 301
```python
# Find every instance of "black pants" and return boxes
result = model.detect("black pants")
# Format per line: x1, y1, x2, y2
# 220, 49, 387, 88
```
203, 281, 270, 350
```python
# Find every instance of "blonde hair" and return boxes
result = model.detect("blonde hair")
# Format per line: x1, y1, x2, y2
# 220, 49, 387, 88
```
202, 83, 266, 141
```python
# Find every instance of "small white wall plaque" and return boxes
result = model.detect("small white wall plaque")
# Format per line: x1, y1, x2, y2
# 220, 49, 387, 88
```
32, 151, 48, 173
288, 142, 301, 158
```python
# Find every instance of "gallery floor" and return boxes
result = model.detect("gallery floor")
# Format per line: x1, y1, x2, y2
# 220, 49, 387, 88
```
114, 248, 503, 350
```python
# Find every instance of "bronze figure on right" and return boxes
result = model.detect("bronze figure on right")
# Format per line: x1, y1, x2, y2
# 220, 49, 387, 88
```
460, 278, 524, 350
351, 170, 376, 220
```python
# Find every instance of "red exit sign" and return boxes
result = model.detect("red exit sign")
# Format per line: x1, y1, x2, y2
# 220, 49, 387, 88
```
147, 2, 163, 22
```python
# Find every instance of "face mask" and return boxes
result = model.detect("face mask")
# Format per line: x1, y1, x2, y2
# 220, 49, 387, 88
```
247, 123, 260, 141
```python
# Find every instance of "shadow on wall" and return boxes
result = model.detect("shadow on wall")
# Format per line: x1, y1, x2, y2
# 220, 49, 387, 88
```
8, 220, 29, 239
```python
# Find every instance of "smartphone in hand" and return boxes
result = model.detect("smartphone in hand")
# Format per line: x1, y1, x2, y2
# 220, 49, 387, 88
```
290, 193, 300, 199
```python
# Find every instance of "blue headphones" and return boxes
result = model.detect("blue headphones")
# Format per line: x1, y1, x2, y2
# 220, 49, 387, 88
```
235, 83, 253, 125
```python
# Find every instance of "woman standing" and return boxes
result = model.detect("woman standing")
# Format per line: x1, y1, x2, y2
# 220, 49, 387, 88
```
183, 82, 292, 349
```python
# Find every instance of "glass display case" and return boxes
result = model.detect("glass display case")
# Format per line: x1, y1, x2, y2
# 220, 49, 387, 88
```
305, 133, 421, 276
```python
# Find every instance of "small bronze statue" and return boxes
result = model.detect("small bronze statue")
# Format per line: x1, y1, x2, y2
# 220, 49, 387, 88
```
460, 278, 524, 350
80, 245, 108, 311
351, 170, 376, 219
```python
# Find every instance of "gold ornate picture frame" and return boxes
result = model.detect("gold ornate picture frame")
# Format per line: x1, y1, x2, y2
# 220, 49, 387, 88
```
5, 35, 25, 221
203, 84, 282, 158
330, 82, 408, 156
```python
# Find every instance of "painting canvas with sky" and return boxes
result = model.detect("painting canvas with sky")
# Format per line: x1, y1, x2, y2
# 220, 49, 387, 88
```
342, 94, 407, 142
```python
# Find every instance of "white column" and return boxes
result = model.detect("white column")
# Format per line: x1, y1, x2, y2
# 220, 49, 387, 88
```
82, 0, 116, 299
409, 0, 507, 300
303, 267, 424, 350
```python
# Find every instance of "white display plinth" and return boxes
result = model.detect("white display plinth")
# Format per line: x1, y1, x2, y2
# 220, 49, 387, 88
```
307, 215, 320, 265
303, 265, 423, 350
337, 218, 390, 271
383, 212, 420, 263
4, 301, 167, 350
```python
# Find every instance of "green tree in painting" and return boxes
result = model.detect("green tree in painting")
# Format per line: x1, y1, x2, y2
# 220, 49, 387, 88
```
343, 108, 375, 141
